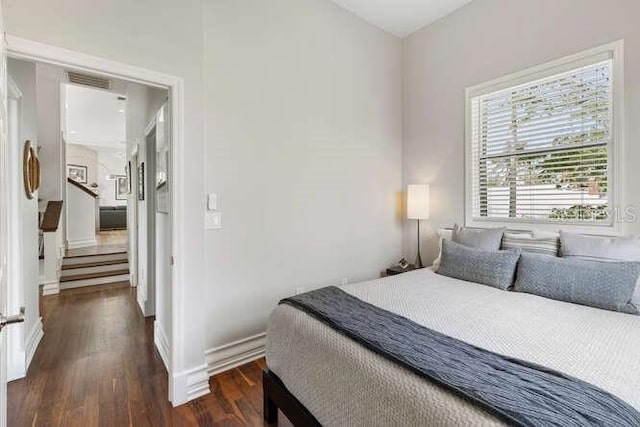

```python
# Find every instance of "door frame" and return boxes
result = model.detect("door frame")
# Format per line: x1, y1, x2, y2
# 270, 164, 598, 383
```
129, 148, 139, 290
143, 120, 157, 320
6, 75, 25, 382
5, 35, 189, 404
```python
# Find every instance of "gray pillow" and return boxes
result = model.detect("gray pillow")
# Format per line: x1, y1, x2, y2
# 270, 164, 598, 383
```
437, 240, 521, 290
515, 253, 639, 314
560, 231, 640, 307
452, 224, 505, 250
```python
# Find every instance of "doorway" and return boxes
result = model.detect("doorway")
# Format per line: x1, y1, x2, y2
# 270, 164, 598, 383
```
4, 37, 180, 414
62, 80, 131, 292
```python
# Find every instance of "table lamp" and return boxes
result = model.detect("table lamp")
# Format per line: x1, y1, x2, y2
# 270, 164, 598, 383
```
407, 184, 430, 268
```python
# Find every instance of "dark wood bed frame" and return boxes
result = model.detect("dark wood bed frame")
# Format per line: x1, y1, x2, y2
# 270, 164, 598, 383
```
263, 368, 321, 426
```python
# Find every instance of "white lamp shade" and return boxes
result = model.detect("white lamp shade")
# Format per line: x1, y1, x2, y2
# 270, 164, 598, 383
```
407, 184, 430, 220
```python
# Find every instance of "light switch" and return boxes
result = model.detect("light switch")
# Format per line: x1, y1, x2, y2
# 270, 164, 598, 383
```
205, 211, 222, 230
207, 193, 218, 211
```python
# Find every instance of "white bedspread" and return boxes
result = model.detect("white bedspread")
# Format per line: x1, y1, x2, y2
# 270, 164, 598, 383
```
266, 268, 640, 426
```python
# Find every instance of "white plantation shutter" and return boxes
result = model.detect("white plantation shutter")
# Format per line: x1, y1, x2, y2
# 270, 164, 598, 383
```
470, 58, 613, 224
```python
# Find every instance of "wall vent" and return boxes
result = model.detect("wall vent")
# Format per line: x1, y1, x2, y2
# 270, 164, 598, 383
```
66, 71, 111, 90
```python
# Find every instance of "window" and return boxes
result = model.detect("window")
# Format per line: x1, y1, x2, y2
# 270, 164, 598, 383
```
465, 42, 623, 231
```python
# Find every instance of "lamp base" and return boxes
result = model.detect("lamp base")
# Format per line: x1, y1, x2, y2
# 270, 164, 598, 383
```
415, 219, 424, 269
414, 251, 424, 269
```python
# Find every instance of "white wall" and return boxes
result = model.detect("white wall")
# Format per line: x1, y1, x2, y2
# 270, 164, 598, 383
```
66, 143, 98, 185
66, 182, 97, 248
402, 0, 640, 264
35, 62, 68, 249
35, 63, 65, 202
204, 0, 403, 348
8, 59, 37, 143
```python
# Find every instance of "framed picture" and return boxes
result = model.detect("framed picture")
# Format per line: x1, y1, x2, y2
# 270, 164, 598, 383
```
67, 164, 87, 183
115, 175, 129, 200
138, 162, 145, 201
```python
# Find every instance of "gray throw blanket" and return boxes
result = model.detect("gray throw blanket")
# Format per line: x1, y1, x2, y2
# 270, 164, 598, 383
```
280, 286, 640, 427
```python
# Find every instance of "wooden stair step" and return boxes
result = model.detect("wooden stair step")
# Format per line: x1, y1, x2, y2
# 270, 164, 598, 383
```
63, 252, 129, 266
60, 269, 130, 283
62, 259, 128, 270
64, 250, 127, 259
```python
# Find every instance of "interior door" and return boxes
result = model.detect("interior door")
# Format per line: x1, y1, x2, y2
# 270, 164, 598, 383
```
0, 11, 10, 426
6, 76, 24, 383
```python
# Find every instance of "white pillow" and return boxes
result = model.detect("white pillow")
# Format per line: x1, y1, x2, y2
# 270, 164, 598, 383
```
432, 229, 452, 272
560, 231, 640, 306
502, 231, 560, 257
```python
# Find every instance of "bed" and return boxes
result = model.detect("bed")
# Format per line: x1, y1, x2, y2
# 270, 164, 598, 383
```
264, 268, 640, 426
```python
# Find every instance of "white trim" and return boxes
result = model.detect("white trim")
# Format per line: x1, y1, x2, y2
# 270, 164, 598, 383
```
7, 36, 171, 88
204, 333, 266, 377
464, 40, 625, 235
6, 35, 192, 404
7, 76, 21, 99
466, 48, 614, 98
66, 238, 98, 250
154, 320, 170, 373
40, 281, 60, 296
7, 348, 25, 382
136, 283, 147, 316
171, 364, 210, 405
24, 318, 43, 371
144, 116, 157, 138
6, 75, 26, 384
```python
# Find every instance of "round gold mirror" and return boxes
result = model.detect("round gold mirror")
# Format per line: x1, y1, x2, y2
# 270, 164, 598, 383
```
23, 140, 40, 199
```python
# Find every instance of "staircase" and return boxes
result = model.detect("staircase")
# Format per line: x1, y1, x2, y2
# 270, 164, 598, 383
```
60, 250, 129, 290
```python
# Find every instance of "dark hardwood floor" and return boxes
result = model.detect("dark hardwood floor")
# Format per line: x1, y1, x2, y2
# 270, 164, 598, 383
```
8, 283, 291, 426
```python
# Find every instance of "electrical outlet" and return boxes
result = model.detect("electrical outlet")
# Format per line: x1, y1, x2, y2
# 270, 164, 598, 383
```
341, 277, 349, 285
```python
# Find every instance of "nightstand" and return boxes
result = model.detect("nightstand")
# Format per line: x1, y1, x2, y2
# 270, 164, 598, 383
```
385, 264, 421, 276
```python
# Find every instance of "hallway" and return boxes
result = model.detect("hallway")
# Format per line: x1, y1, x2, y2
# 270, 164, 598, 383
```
7, 284, 278, 426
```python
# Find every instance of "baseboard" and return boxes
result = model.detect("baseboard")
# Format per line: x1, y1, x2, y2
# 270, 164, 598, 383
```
25, 317, 44, 370
40, 280, 60, 296
67, 238, 98, 249
170, 333, 266, 406
155, 321, 211, 407
171, 364, 211, 406
136, 288, 147, 316
154, 320, 170, 372
168, 333, 266, 406
205, 332, 266, 377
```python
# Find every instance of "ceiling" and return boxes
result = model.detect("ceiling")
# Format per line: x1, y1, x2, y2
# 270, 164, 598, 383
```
329, 0, 473, 38
65, 83, 126, 149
